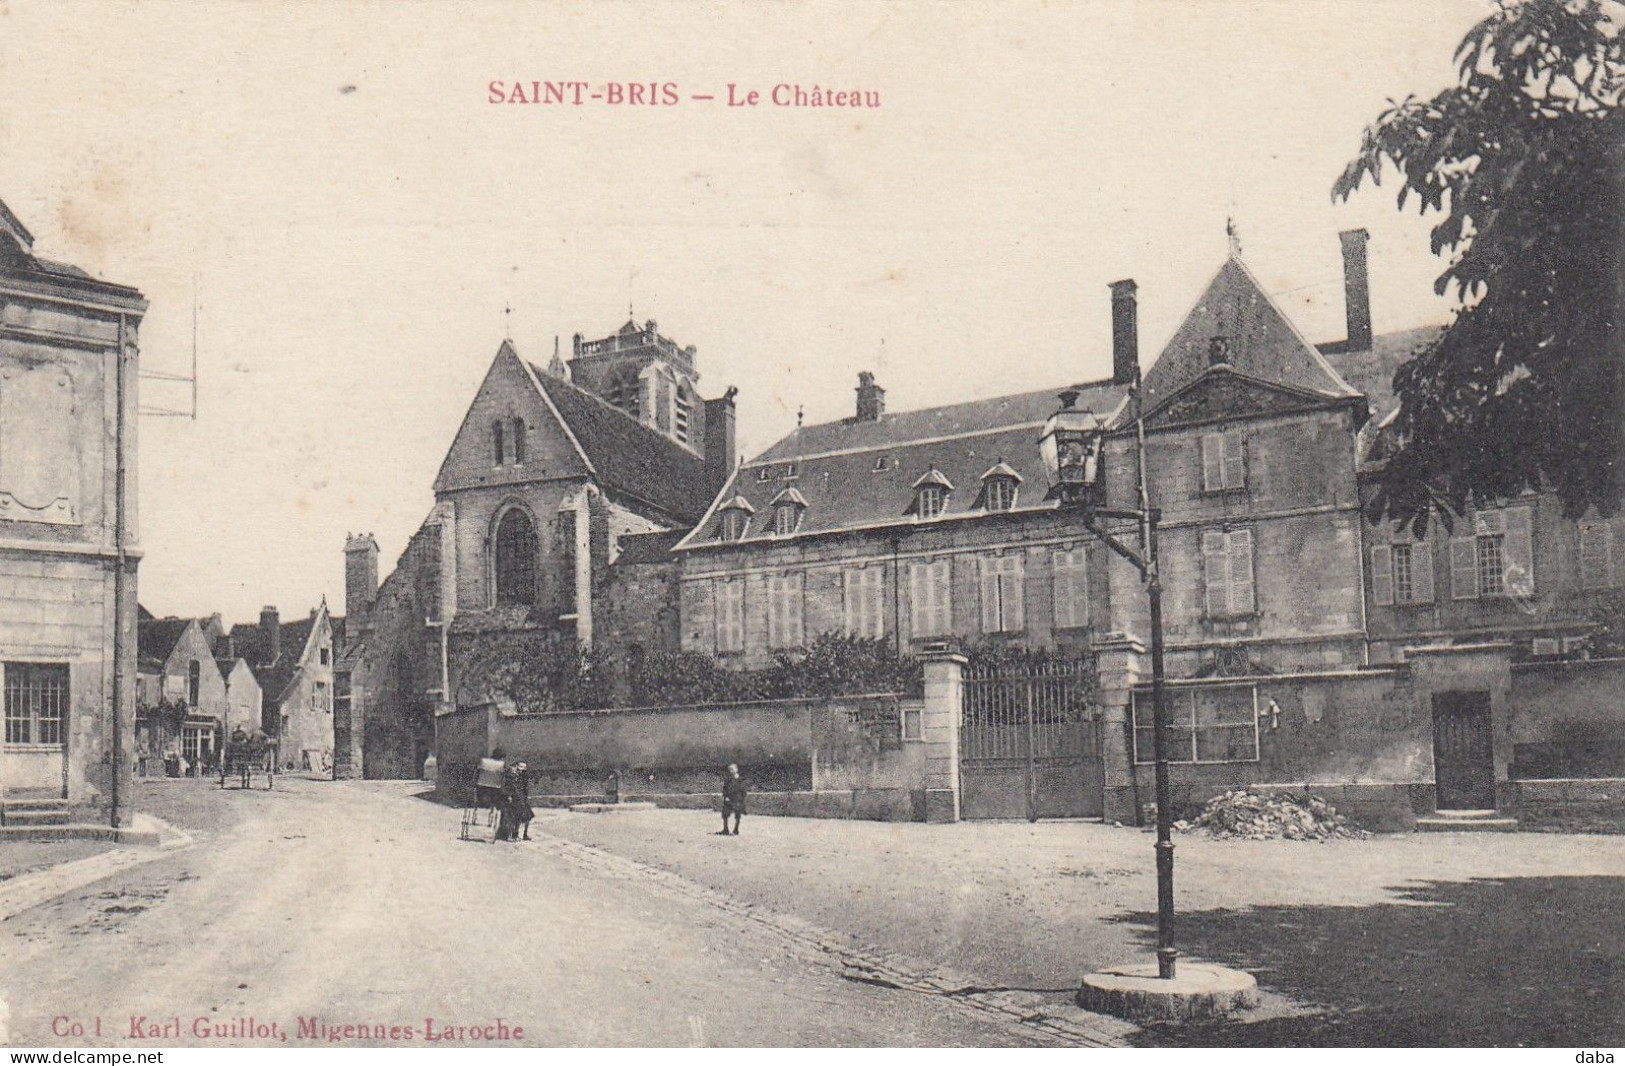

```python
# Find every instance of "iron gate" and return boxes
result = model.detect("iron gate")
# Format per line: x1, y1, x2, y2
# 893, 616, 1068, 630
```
960, 657, 1101, 820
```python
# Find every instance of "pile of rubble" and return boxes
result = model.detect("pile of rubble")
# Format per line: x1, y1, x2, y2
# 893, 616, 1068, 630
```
1174, 788, 1369, 841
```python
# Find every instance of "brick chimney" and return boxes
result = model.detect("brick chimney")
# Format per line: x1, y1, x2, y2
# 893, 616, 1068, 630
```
703, 386, 738, 499
344, 533, 380, 615
855, 371, 885, 422
1339, 228, 1372, 352
1109, 279, 1139, 385
259, 606, 281, 665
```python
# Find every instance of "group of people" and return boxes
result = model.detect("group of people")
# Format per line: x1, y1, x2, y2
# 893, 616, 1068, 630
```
471, 753, 748, 840
475, 748, 534, 842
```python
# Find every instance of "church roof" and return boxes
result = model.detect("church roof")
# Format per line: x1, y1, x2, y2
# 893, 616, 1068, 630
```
678, 378, 1129, 549
528, 361, 711, 523
1137, 255, 1360, 422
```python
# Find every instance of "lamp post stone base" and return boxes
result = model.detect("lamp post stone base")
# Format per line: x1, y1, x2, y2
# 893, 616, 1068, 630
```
1078, 962, 1258, 1022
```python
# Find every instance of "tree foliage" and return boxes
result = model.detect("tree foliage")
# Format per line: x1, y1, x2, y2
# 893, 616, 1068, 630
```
1334, 0, 1625, 532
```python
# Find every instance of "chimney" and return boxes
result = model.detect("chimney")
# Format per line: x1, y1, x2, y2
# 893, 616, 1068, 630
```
855, 371, 885, 422
1109, 279, 1139, 385
260, 606, 281, 665
345, 533, 380, 615
1339, 228, 1372, 352
703, 387, 738, 500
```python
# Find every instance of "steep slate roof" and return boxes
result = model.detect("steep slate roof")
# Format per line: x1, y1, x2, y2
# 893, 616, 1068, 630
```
137, 618, 195, 668
1138, 255, 1360, 420
528, 363, 711, 523
680, 380, 1129, 548
1318, 324, 1443, 421
228, 610, 324, 703
0, 196, 145, 302
614, 528, 685, 566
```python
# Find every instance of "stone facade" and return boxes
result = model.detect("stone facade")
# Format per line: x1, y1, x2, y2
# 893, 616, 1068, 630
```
0, 196, 146, 822
342, 324, 736, 774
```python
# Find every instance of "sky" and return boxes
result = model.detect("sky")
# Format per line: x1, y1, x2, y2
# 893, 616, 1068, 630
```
0, 0, 1491, 625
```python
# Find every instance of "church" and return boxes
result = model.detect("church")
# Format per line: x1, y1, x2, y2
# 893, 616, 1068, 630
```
336, 319, 736, 778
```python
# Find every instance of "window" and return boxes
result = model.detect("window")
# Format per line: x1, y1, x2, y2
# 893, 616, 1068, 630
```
719, 509, 748, 542
609, 372, 639, 416
1201, 528, 1255, 618
979, 553, 1025, 633
843, 566, 886, 639
902, 703, 923, 741
491, 420, 505, 465
1580, 518, 1618, 590
1053, 548, 1089, 629
1200, 431, 1246, 492
313, 681, 329, 713
674, 386, 692, 443
1450, 506, 1534, 600
188, 660, 201, 706
1132, 685, 1259, 764
1371, 538, 1435, 606
773, 504, 801, 536
909, 559, 952, 638
916, 486, 945, 519
4, 663, 67, 746
493, 508, 538, 606
715, 578, 746, 653
985, 478, 1016, 512
765, 572, 805, 649
320, 647, 331, 666
511, 418, 526, 464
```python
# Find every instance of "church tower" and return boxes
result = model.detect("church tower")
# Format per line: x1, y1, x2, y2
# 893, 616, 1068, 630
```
566, 319, 704, 456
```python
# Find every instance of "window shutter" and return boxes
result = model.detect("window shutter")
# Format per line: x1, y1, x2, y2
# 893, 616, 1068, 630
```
1053, 550, 1087, 628
934, 561, 952, 636
843, 569, 859, 637
1411, 540, 1435, 603
909, 563, 922, 637
1228, 530, 1255, 615
1202, 531, 1229, 616
790, 573, 805, 645
1450, 538, 1479, 599
1504, 506, 1534, 596
1580, 520, 1612, 590
980, 557, 1001, 633
1004, 556, 1026, 632
1200, 434, 1223, 491
1222, 433, 1246, 489
1370, 545, 1394, 606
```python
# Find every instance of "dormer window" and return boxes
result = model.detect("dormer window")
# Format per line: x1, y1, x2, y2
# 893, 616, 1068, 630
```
1208, 335, 1232, 367
909, 468, 954, 519
715, 496, 755, 542
917, 486, 945, 519
768, 487, 807, 536
977, 461, 1023, 512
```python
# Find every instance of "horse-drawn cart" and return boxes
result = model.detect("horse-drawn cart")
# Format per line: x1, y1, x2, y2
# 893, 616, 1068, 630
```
220, 731, 277, 790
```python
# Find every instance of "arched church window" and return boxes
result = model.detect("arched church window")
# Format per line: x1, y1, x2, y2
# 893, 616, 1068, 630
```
493, 508, 538, 606
511, 418, 526, 464
492, 420, 505, 465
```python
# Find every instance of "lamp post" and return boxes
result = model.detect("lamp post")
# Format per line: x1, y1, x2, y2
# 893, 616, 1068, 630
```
1039, 387, 1177, 981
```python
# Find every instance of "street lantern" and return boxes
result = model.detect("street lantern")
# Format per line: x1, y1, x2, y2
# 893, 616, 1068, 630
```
1041, 386, 1179, 982
1037, 389, 1107, 510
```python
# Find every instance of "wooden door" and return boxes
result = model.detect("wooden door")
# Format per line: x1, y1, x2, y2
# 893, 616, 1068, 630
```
1432, 691, 1495, 810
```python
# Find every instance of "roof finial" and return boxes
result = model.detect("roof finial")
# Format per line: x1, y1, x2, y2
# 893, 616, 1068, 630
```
1226, 217, 1242, 257
797, 405, 805, 429
503, 302, 513, 341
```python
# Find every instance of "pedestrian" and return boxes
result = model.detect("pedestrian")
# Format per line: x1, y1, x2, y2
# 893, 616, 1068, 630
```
719, 763, 746, 836
505, 760, 534, 841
